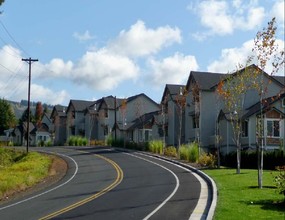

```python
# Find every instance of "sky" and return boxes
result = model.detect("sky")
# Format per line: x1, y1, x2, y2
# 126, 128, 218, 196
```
0, 0, 284, 106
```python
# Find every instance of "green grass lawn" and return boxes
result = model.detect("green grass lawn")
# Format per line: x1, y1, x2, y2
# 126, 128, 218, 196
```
204, 169, 285, 220
0, 148, 52, 199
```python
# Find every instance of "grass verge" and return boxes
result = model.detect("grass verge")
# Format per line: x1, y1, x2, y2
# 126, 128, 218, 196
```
0, 149, 52, 199
204, 169, 285, 220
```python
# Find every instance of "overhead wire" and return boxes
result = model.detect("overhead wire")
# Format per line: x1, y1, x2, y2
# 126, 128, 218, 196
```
0, 19, 30, 57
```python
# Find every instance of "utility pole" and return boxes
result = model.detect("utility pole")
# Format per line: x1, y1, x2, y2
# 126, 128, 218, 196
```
22, 57, 38, 153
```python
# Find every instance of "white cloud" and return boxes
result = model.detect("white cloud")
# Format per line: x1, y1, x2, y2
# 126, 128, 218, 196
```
207, 40, 255, 72
31, 84, 70, 105
271, 0, 285, 33
108, 20, 182, 57
147, 52, 198, 86
190, 0, 265, 38
71, 48, 140, 90
73, 30, 94, 42
207, 39, 285, 75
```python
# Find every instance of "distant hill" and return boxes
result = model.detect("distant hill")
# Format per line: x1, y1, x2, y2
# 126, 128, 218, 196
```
7, 100, 53, 120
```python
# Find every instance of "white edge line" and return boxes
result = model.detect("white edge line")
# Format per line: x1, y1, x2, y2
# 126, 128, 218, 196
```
136, 153, 209, 220
124, 152, 180, 220
0, 151, 78, 211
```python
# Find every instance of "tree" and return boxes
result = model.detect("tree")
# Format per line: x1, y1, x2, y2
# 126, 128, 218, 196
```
0, 99, 17, 135
19, 108, 34, 125
175, 86, 187, 149
251, 17, 284, 188
217, 64, 259, 174
35, 101, 43, 126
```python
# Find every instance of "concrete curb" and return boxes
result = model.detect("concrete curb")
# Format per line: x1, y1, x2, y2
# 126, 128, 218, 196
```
114, 148, 217, 220
141, 153, 217, 220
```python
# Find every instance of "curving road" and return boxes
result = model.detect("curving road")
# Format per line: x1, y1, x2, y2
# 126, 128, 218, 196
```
0, 146, 208, 220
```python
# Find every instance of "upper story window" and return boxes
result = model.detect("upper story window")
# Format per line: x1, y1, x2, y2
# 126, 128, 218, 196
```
242, 120, 248, 137
104, 108, 108, 118
282, 98, 285, 107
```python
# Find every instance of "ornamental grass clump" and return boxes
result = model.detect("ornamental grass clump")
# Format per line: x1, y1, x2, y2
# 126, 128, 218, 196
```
67, 136, 88, 146
164, 146, 177, 157
148, 140, 163, 154
179, 142, 199, 163
198, 153, 216, 168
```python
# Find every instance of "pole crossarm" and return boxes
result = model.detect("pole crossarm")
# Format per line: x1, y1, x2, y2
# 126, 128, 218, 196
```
22, 57, 38, 153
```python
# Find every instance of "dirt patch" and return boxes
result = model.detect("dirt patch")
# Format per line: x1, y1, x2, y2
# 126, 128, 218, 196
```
0, 155, 68, 205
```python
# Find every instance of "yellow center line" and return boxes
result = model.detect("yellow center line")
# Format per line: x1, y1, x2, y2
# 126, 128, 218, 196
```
39, 151, 124, 220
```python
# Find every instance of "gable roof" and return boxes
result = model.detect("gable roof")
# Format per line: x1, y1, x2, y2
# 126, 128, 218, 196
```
272, 75, 285, 86
124, 93, 159, 108
66, 99, 94, 113
242, 92, 285, 119
186, 70, 225, 91
50, 105, 67, 118
127, 110, 160, 130
161, 84, 185, 103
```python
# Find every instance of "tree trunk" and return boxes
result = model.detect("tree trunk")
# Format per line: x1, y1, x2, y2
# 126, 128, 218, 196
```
236, 142, 241, 174
258, 139, 263, 188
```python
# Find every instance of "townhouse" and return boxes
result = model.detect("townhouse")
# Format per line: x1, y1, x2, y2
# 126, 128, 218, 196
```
17, 64, 281, 153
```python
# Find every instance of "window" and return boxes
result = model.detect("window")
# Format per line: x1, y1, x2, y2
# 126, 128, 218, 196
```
282, 98, 285, 107
104, 109, 108, 118
192, 115, 199, 129
242, 120, 248, 137
104, 125, 109, 136
139, 129, 152, 142
266, 120, 280, 137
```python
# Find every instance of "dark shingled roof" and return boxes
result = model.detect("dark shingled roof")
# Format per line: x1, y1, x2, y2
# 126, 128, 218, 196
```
272, 75, 285, 86
242, 92, 285, 119
127, 111, 160, 130
161, 84, 185, 103
186, 70, 225, 91
69, 100, 94, 112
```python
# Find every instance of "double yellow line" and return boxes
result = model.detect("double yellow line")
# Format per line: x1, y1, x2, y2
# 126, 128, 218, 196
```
40, 152, 123, 220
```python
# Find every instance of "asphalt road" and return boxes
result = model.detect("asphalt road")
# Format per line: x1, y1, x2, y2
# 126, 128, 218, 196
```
0, 146, 202, 220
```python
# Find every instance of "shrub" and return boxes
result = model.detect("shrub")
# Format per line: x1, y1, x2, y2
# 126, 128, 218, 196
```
274, 165, 285, 195
164, 146, 177, 157
198, 153, 216, 168
179, 145, 188, 160
67, 136, 88, 146
179, 142, 199, 163
45, 140, 53, 147
90, 139, 105, 146
189, 142, 199, 163
221, 150, 285, 170
148, 140, 163, 154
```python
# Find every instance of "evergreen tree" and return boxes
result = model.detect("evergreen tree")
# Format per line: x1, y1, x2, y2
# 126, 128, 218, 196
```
0, 99, 17, 135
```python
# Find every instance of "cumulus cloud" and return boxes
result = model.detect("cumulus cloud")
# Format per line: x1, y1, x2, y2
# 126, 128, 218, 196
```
73, 30, 94, 42
31, 84, 70, 105
71, 48, 140, 90
33, 20, 181, 91
0, 20, 185, 104
108, 20, 182, 57
271, 0, 285, 33
147, 52, 198, 87
207, 39, 285, 75
190, 0, 265, 40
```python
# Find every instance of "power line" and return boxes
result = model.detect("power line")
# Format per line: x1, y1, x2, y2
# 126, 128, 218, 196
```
0, 19, 30, 57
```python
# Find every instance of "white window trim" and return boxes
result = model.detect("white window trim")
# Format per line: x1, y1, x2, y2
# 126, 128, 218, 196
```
282, 98, 285, 107
265, 118, 281, 138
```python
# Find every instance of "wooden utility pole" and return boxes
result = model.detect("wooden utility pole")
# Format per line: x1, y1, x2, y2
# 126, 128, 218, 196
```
22, 57, 38, 153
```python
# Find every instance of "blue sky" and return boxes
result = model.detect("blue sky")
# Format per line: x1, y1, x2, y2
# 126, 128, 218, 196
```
0, 0, 284, 106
